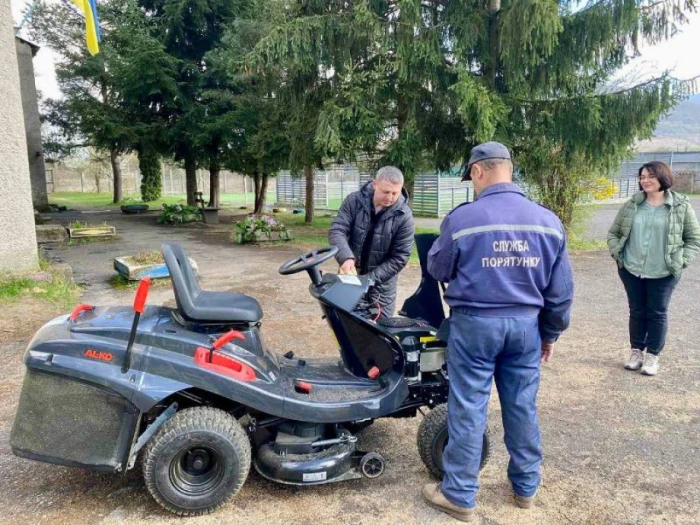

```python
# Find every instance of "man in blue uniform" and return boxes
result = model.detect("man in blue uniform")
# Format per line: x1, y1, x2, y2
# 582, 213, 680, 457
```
421, 142, 574, 522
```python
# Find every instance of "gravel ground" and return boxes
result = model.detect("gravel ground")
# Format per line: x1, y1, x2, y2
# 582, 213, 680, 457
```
0, 208, 698, 525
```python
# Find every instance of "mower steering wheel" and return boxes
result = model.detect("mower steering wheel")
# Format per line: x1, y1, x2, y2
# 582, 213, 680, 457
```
279, 245, 339, 276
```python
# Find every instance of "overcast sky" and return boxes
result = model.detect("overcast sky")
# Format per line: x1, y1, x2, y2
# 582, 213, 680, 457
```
10, 0, 700, 101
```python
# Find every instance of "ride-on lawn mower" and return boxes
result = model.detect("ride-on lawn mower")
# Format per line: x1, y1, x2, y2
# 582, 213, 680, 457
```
10, 234, 490, 516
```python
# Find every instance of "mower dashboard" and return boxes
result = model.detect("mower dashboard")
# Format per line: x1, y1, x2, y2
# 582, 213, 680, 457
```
311, 273, 371, 313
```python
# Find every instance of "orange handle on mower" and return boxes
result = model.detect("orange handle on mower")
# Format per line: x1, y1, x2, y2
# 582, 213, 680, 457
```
70, 303, 94, 322
212, 329, 246, 350
133, 277, 152, 314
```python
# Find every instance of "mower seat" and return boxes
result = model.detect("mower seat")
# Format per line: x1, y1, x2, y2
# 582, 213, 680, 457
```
162, 243, 263, 324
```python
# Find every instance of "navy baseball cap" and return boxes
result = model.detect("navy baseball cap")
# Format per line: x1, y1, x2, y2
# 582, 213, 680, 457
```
462, 141, 511, 181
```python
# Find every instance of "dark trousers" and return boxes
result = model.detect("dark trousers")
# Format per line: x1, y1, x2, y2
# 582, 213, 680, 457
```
441, 313, 541, 508
618, 268, 679, 355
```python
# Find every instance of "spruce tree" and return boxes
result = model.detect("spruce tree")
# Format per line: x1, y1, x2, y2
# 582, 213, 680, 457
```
208, 3, 291, 214
249, 0, 696, 227
27, 1, 132, 203
112, 0, 247, 205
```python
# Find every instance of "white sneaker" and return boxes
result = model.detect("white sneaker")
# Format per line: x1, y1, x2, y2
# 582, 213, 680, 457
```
624, 349, 644, 371
640, 353, 659, 376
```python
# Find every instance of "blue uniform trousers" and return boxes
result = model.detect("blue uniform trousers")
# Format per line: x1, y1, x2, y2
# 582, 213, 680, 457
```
441, 312, 543, 508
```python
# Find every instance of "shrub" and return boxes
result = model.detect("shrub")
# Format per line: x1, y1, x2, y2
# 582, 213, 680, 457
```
235, 214, 288, 243
158, 204, 202, 224
591, 177, 617, 201
139, 151, 162, 202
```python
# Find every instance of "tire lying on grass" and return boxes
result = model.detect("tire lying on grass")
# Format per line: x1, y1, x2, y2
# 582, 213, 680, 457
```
142, 406, 251, 516
417, 403, 491, 479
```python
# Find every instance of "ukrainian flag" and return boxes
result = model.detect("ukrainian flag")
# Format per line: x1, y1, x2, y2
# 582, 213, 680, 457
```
71, 0, 101, 55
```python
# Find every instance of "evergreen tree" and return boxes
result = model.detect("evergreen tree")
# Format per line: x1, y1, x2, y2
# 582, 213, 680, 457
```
214, 0, 293, 215
28, 1, 132, 203
249, 0, 697, 227
112, 0, 247, 205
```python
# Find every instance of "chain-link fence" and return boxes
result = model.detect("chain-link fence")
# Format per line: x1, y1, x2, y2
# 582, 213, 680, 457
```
46, 157, 275, 204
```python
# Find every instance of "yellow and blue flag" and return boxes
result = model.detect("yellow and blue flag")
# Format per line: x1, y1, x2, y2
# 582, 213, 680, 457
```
71, 0, 101, 55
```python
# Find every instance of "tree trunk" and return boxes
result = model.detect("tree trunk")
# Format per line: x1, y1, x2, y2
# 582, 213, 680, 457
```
304, 165, 314, 223
185, 156, 197, 206
485, 0, 501, 89
255, 172, 269, 215
396, 93, 415, 207
208, 164, 220, 208
404, 178, 415, 202
110, 148, 122, 203
101, 79, 122, 204
253, 170, 261, 213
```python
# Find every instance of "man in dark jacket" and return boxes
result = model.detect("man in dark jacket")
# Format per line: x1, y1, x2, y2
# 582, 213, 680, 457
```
422, 142, 574, 522
328, 166, 415, 317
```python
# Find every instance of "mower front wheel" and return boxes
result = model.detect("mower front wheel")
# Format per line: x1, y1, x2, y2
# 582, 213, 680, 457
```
417, 403, 491, 479
142, 407, 251, 516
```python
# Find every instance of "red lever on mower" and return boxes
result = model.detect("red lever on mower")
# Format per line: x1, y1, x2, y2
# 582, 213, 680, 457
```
122, 278, 152, 374
70, 303, 94, 322
133, 277, 152, 313
212, 329, 246, 350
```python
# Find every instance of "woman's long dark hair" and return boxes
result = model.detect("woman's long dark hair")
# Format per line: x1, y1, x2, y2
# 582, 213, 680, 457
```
638, 161, 673, 192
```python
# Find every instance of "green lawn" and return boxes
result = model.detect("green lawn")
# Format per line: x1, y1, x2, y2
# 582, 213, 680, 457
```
49, 192, 275, 210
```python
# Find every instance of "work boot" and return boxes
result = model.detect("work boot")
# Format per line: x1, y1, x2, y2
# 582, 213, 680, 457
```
641, 353, 659, 376
624, 349, 645, 371
422, 483, 476, 522
514, 492, 536, 509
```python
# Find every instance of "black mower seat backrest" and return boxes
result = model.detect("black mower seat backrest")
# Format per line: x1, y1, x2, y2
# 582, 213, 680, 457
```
162, 243, 263, 324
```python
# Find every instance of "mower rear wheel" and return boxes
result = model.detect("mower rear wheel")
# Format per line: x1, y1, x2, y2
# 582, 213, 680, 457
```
142, 407, 251, 516
417, 403, 491, 480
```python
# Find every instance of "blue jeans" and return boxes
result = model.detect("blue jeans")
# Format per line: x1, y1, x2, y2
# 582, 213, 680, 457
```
441, 312, 542, 509
618, 268, 679, 355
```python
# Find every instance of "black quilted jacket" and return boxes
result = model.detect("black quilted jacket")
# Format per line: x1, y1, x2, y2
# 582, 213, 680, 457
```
328, 181, 415, 312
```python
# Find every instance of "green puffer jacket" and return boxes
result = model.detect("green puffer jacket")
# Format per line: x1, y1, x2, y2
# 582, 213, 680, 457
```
607, 190, 700, 277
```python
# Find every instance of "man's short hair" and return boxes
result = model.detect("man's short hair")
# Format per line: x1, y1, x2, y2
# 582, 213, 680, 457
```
476, 158, 513, 172
375, 166, 404, 185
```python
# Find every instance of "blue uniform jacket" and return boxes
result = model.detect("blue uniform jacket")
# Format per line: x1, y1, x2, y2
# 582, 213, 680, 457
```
428, 183, 574, 343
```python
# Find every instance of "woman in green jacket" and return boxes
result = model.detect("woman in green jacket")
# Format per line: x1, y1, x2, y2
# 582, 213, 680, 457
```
607, 161, 700, 376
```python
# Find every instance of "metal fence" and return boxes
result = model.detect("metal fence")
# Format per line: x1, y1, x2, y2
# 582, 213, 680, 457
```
616, 151, 700, 178
276, 171, 640, 217
275, 164, 373, 209
47, 158, 273, 202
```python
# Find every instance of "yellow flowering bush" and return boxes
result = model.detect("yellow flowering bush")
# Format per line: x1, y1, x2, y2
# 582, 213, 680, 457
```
589, 177, 617, 201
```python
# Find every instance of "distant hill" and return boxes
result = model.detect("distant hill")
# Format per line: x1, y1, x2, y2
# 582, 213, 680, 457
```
636, 94, 700, 152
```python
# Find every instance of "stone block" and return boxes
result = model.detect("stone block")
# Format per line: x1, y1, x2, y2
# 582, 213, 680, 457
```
36, 225, 68, 244
51, 263, 74, 284
235, 230, 293, 244
114, 255, 198, 281
28, 271, 53, 283
202, 208, 220, 224
68, 225, 117, 239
